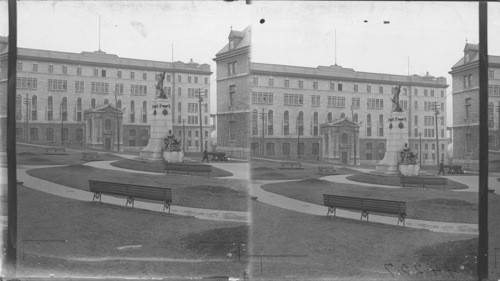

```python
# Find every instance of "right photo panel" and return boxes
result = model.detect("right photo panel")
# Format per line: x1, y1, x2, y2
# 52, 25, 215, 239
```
243, 2, 484, 280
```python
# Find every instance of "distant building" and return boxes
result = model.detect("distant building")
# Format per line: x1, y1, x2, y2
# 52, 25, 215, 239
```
0, 36, 8, 165
450, 43, 500, 171
213, 26, 251, 159
0, 36, 213, 152
250, 63, 449, 165
214, 27, 449, 164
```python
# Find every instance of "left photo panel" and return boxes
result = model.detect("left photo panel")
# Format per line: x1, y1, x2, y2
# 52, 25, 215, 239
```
0, 1, 253, 279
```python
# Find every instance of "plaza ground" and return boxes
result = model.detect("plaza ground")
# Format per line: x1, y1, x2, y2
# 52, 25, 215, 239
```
12, 143, 500, 279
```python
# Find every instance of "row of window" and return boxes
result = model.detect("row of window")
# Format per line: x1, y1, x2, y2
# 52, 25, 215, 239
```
489, 84, 500, 96
20, 127, 83, 142
177, 115, 209, 125
253, 76, 445, 97
251, 92, 274, 104
250, 142, 321, 157
17, 63, 209, 84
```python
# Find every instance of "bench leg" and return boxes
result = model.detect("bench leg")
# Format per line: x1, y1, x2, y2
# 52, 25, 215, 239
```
361, 211, 369, 221
398, 215, 406, 227
126, 197, 134, 207
163, 202, 171, 213
92, 192, 101, 203
326, 207, 336, 217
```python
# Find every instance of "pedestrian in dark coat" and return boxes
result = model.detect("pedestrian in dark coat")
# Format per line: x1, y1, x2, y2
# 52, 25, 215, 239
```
202, 147, 209, 163
438, 161, 445, 176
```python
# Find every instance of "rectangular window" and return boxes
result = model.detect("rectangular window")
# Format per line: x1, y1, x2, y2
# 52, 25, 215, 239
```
188, 76, 192, 83
354, 85, 358, 92
253, 76, 258, 86
229, 85, 235, 106
32, 64, 38, 72
194, 77, 198, 83
298, 80, 303, 89
367, 85, 371, 93
338, 83, 343, 91
379, 86, 383, 94
17, 63, 23, 72
94, 69, 98, 77
282, 143, 290, 156
330, 82, 335, 91
424, 89, 428, 96
130, 72, 135, 79
178, 75, 182, 82
62, 66, 67, 75
143, 72, 147, 80
49, 65, 54, 74
284, 79, 289, 88
430, 90, 434, 97
117, 70, 122, 78
313, 81, 318, 90
269, 78, 274, 87
414, 88, 418, 95
77, 67, 82, 75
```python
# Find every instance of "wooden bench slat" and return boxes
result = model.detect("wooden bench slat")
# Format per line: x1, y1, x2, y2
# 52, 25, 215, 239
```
88, 180, 173, 212
323, 194, 407, 226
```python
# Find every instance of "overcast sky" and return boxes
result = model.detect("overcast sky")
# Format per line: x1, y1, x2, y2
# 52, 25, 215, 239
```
1, 1, 499, 126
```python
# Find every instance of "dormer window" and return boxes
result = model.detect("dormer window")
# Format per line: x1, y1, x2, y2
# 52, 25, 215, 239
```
465, 53, 470, 63
229, 40, 235, 50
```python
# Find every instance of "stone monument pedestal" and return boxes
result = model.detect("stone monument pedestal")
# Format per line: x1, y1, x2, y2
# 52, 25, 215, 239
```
375, 111, 408, 176
139, 99, 171, 162
163, 151, 184, 163
399, 164, 420, 176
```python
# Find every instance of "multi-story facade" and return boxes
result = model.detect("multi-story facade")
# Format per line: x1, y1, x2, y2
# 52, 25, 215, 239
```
450, 43, 500, 171
0, 36, 8, 165
250, 63, 449, 165
0, 36, 213, 152
213, 26, 251, 158
214, 27, 449, 164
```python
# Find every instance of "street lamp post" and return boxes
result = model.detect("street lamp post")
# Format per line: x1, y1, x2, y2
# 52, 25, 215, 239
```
419, 132, 422, 167
351, 105, 356, 165
297, 116, 300, 160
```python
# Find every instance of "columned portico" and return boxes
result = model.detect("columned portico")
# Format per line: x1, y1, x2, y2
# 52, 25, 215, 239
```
84, 104, 123, 151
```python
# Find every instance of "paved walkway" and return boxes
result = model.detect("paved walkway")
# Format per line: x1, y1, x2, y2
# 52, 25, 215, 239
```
17, 165, 249, 224
220, 163, 479, 235
15, 149, 481, 234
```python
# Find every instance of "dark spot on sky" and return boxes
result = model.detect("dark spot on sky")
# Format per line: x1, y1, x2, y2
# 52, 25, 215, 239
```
384, 21, 390, 24
364, 20, 368, 23
260, 19, 265, 24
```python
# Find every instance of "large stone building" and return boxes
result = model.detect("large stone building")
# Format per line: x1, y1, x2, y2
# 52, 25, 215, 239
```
450, 43, 500, 171
213, 26, 251, 159
0, 36, 213, 152
214, 27, 450, 164
250, 63, 450, 165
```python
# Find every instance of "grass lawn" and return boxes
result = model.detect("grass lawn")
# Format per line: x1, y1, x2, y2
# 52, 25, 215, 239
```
16, 144, 124, 166
17, 184, 248, 278
27, 165, 248, 212
261, 178, 478, 223
111, 158, 233, 177
249, 200, 476, 280
347, 173, 469, 190
250, 159, 360, 180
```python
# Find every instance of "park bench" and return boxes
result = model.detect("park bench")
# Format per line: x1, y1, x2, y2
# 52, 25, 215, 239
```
400, 176, 447, 189
280, 161, 302, 169
82, 151, 101, 161
323, 194, 407, 226
318, 165, 336, 176
88, 180, 172, 212
444, 165, 464, 174
164, 162, 212, 177
208, 152, 229, 161
43, 147, 66, 155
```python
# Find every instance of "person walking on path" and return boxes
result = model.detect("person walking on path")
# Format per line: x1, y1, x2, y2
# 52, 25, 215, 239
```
438, 161, 445, 176
201, 147, 209, 163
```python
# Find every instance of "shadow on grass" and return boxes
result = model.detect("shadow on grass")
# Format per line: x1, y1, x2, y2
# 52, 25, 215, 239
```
346, 173, 469, 190
111, 159, 233, 177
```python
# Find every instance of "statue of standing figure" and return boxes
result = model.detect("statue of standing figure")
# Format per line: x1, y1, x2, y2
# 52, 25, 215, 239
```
391, 85, 403, 112
156, 72, 167, 99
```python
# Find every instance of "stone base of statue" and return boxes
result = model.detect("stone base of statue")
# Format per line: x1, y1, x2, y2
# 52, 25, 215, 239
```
399, 164, 420, 176
375, 111, 409, 176
139, 99, 172, 162
163, 151, 184, 163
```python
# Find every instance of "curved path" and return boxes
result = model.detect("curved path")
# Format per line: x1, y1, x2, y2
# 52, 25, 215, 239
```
211, 163, 479, 235
17, 164, 249, 223
17, 151, 479, 234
